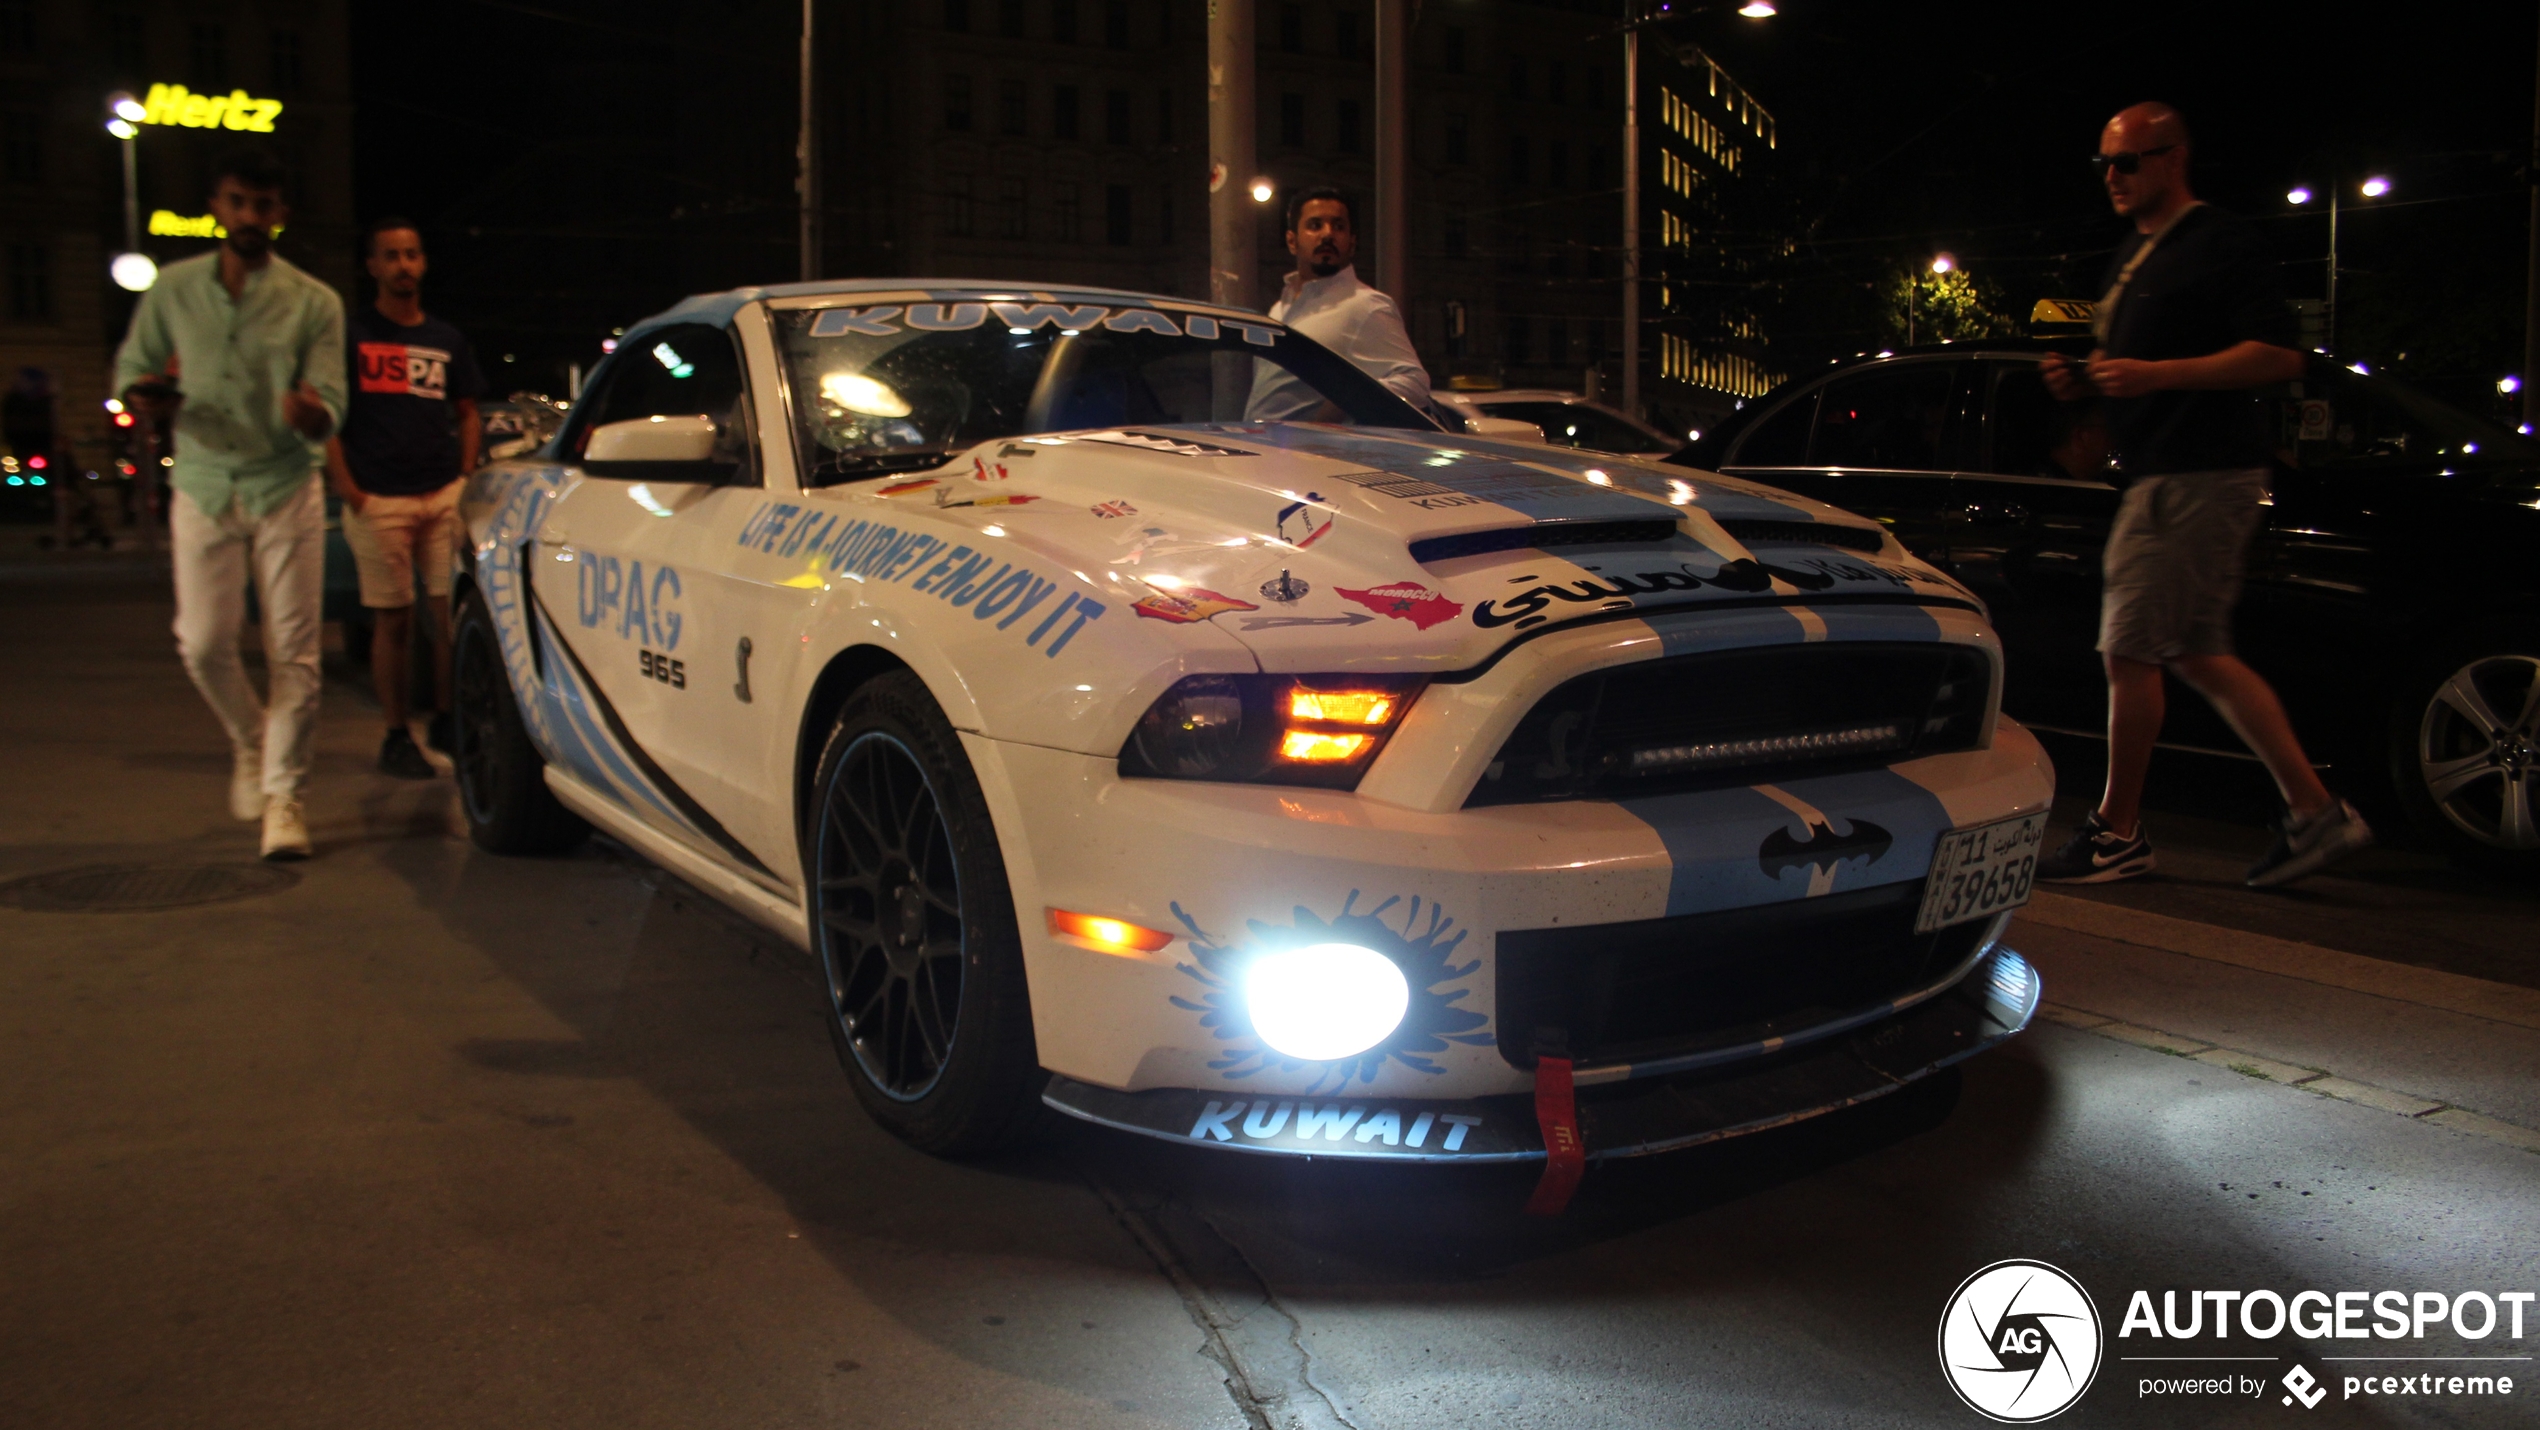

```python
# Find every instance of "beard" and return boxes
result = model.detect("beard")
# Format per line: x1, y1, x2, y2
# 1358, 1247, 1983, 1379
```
1306, 247, 1346, 277
225, 227, 273, 260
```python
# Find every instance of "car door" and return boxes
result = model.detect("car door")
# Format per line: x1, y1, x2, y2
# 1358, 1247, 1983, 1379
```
537, 320, 797, 886
1720, 358, 1973, 566
1949, 359, 2122, 730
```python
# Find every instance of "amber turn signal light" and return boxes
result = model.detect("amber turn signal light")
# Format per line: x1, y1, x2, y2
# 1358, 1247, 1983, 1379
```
1047, 907, 1176, 955
1278, 730, 1374, 762
1287, 689, 1397, 725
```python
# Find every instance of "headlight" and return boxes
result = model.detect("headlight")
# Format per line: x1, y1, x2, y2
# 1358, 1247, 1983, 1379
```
1120, 674, 1425, 789
1245, 942, 1410, 1061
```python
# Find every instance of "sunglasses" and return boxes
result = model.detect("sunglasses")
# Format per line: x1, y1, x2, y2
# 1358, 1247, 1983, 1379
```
2090, 145, 2178, 176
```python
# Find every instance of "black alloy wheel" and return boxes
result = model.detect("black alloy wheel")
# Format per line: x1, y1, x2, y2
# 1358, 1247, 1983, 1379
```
451, 590, 589, 855
806, 671, 1043, 1153
2394, 648, 2540, 871
818, 729, 967, 1100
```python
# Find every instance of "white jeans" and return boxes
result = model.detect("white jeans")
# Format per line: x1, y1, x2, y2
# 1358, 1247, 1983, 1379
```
171, 478, 325, 800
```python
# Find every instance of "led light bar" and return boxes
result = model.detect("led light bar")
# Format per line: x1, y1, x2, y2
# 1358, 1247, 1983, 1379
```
1627, 722, 1905, 774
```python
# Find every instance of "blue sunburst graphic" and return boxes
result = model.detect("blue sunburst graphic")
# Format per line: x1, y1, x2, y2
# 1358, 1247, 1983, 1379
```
1168, 891, 1495, 1090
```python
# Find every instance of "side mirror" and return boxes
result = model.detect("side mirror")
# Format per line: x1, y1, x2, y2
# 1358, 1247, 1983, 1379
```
1470, 415, 1547, 444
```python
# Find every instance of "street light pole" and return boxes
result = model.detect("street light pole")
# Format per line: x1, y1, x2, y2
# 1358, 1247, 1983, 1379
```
1621, 25, 1640, 417
118, 132, 139, 253
2525, 1, 2540, 424
2326, 184, 2339, 353
1372, 0, 1408, 298
1208, 0, 1259, 310
797, 0, 819, 282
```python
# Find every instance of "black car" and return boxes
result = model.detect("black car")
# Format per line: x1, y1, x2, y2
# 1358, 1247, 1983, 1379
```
1672, 341, 2540, 872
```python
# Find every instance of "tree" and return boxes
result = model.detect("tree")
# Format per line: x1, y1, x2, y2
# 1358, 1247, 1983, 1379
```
1878, 264, 2020, 346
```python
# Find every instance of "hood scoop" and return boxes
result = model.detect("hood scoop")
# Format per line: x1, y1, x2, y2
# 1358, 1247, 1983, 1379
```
1409, 518, 1681, 565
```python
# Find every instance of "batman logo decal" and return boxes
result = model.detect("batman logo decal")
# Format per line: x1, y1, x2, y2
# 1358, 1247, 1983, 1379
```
1757, 817, 1893, 879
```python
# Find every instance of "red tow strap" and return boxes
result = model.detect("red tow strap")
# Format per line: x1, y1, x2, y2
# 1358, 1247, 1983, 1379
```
1524, 1055, 1586, 1216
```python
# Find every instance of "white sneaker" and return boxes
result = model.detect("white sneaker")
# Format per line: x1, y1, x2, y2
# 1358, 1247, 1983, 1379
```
231, 747, 267, 821
260, 798, 312, 861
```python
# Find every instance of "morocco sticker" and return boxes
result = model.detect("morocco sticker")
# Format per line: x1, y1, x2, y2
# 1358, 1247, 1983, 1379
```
1132, 588, 1261, 623
1335, 581, 1463, 630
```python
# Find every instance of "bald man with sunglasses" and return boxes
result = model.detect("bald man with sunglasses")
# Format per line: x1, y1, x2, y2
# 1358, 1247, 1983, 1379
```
2037, 102, 2371, 889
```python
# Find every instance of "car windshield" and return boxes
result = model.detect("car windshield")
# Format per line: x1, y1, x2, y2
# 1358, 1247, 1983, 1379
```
1480, 400, 1675, 455
2288, 367, 2540, 468
776, 299, 1434, 483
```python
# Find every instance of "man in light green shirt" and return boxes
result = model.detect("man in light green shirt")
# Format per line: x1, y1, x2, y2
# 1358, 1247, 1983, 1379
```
113, 145, 344, 860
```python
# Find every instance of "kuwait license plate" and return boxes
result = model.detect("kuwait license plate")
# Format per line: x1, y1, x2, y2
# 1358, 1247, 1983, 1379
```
1914, 811, 2047, 934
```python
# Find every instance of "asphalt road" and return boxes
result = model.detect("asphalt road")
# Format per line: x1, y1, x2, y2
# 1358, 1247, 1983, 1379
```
4, 560, 2533, 1430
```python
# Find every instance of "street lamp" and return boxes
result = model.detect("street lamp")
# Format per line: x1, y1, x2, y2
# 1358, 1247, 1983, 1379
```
1929, 252, 1955, 274
1248, 177, 1275, 204
2286, 174, 2391, 353
104, 92, 150, 291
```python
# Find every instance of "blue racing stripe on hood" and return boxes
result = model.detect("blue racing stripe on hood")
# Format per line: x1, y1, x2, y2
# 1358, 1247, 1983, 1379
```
1619, 766, 1958, 918
1798, 602, 1944, 643
1219, 426, 1681, 522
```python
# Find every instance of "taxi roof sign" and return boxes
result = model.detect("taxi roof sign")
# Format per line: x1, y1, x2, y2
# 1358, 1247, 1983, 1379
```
2030, 298, 2096, 330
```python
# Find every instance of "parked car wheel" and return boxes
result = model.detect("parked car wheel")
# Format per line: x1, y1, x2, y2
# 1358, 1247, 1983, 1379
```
451, 590, 589, 854
805, 671, 1044, 1155
2389, 640, 2540, 872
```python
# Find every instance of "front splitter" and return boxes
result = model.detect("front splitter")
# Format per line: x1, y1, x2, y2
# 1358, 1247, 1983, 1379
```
1043, 947, 2041, 1163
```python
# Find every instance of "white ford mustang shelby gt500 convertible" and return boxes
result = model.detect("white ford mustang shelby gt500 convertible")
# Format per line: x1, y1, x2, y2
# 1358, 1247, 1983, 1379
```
450, 279, 2048, 1170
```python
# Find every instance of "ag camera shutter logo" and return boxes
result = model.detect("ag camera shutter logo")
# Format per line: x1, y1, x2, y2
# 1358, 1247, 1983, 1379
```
1939, 1259, 2104, 1422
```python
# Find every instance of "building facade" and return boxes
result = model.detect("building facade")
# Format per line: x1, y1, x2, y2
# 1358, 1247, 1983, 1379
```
0, 0, 351, 485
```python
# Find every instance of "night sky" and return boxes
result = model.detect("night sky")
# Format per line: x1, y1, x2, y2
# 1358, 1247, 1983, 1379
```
354, 1, 2538, 408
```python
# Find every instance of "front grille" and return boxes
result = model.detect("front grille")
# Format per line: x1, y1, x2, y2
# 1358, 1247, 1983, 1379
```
1494, 881, 1993, 1068
1409, 519, 1680, 565
1467, 641, 1990, 806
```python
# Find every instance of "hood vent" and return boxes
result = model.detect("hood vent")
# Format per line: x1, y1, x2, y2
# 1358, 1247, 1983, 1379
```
1713, 518, 1885, 553
1410, 519, 1681, 565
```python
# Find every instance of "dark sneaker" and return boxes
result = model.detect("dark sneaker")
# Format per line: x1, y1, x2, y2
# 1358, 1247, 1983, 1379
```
2246, 799, 2373, 888
379, 728, 436, 780
2037, 813, 2156, 884
425, 710, 455, 755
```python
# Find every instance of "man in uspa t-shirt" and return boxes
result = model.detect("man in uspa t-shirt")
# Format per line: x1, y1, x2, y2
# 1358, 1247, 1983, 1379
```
325, 217, 485, 778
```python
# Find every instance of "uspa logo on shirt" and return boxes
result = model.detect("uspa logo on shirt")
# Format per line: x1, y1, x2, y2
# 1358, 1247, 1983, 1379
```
1938, 1259, 2103, 1422
357, 342, 451, 400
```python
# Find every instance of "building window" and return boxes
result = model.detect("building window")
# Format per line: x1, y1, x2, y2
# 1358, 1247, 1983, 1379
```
1547, 138, 1567, 189
1336, 99, 1361, 153
1548, 319, 1569, 364
998, 0, 1024, 37
1158, 187, 1173, 244
998, 78, 1027, 134
1505, 133, 1529, 185
1547, 59, 1566, 104
1155, 89, 1172, 144
7, 241, 51, 321
1335, 11, 1359, 59
1157, 0, 1171, 42
0, 3, 32, 54
1105, 88, 1131, 144
1506, 57, 1527, 101
1106, 184, 1132, 245
1444, 116, 1467, 166
1443, 214, 1466, 259
2, 112, 40, 185
944, 74, 975, 131
997, 177, 1026, 237
1055, 183, 1082, 241
945, 0, 970, 30
1105, 0, 1130, 48
1051, 0, 1078, 42
108, 12, 145, 72
1443, 299, 1468, 359
1442, 27, 1464, 74
1279, 92, 1304, 148
1505, 314, 1530, 366
1279, 4, 1303, 53
1052, 84, 1080, 140
269, 29, 302, 92
945, 174, 976, 236
189, 22, 226, 87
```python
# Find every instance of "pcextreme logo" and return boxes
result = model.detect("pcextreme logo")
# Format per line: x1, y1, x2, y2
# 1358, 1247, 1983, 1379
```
1939, 1260, 2104, 1422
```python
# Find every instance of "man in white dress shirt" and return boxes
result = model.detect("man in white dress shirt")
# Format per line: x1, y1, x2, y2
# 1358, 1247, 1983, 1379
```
1246, 188, 1432, 419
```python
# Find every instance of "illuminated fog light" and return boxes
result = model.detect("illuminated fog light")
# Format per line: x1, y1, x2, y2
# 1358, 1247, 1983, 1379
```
1279, 729, 1372, 762
1629, 722, 1905, 774
1245, 943, 1409, 1062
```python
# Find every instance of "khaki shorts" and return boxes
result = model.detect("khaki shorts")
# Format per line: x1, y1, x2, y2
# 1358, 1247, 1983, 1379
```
2098, 469, 2268, 664
341, 481, 461, 609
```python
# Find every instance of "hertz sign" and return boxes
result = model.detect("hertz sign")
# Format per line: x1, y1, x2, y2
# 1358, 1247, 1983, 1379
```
138, 84, 284, 132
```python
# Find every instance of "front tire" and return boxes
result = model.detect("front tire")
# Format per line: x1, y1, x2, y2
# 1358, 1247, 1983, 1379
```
805, 671, 1044, 1155
451, 589, 589, 855
2389, 641, 2540, 874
